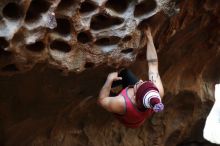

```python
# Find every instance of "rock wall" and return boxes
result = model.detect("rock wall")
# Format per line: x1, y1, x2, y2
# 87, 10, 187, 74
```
0, 0, 220, 146
0, 0, 173, 76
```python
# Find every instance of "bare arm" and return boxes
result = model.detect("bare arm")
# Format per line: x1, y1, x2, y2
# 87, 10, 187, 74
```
98, 72, 124, 113
99, 77, 114, 100
145, 28, 164, 98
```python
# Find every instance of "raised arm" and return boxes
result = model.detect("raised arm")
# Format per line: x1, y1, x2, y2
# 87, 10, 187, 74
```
145, 27, 164, 98
203, 84, 220, 144
98, 72, 124, 113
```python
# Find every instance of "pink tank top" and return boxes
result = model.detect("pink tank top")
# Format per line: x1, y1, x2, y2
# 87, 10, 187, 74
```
114, 87, 154, 128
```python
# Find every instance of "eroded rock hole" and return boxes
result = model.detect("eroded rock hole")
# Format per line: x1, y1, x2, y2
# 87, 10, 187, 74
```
90, 14, 124, 30
84, 62, 95, 68
105, 0, 128, 13
134, 0, 157, 17
95, 36, 121, 46
122, 35, 132, 42
1, 64, 18, 72
25, 0, 51, 23
26, 41, 45, 52
137, 18, 152, 29
50, 40, 71, 52
2, 2, 23, 20
0, 37, 9, 50
0, 38, 11, 56
79, 1, 97, 13
57, 0, 76, 10
121, 48, 133, 53
77, 31, 93, 44
55, 18, 71, 35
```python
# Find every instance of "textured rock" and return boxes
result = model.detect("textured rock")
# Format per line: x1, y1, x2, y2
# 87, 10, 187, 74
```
0, 0, 174, 76
0, 0, 220, 146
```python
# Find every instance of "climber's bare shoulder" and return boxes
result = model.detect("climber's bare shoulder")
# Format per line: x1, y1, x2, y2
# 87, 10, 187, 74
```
99, 94, 125, 114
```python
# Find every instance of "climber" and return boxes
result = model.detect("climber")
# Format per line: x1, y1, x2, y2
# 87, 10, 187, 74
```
98, 27, 164, 128
203, 83, 220, 144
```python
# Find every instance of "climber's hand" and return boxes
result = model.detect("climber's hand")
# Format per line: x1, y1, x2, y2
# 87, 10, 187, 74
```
215, 84, 220, 101
107, 72, 122, 82
145, 26, 153, 42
